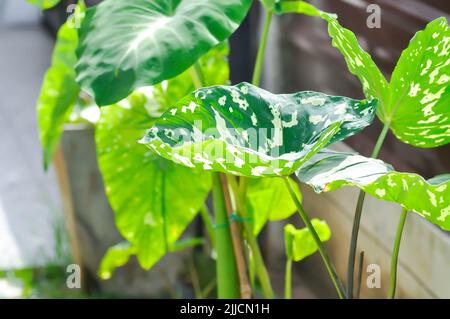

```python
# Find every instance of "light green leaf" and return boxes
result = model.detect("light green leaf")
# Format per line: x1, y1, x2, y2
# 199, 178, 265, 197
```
247, 177, 301, 234
96, 93, 212, 270
296, 150, 450, 230
98, 242, 136, 280
27, 0, 61, 9
140, 83, 377, 178
275, 0, 328, 17
387, 18, 450, 147
96, 45, 228, 270
284, 219, 331, 262
37, 3, 85, 169
76, 0, 252, 106
290, 3, 450, 147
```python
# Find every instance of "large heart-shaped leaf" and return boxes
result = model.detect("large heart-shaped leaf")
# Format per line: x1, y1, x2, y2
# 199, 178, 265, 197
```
140, 83, 377, 177
315, 8, 450, 147
27, 0, 61, 9
96, 93, 212, 269
76, 0, 251, 106
284, 219, 331, 262
296, 150, 450, 230
247, 177, 301, 234
37, 3, 85, 169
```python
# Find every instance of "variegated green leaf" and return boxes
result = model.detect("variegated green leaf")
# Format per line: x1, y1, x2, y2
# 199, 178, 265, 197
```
246, 177, 301, 234
76, 0, 251, 106
37, 3, 85, 169
296, 150, 450, 230
284, 219, 331, 262
288, 2, 450, 147
140, 83, 377, 178
387, 18, 450, 147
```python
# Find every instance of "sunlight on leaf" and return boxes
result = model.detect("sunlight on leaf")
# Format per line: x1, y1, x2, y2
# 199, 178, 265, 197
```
296, 150, 450, 230
140, 83, 377, 178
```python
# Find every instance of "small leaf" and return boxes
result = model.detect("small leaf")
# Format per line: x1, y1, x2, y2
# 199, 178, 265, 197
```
247, 177, 301, 234
284, 219, 331, 262
76, 0, 252, 105
140, 83, 377, 177
275, 0, 329, 17
296, 150, 450, 230
37, 3, 85, 169
98, 242, 136, 280
387, 18, 450, 147
27, 0, 61, 9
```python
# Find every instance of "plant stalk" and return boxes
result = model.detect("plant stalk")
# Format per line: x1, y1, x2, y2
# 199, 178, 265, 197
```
283, 177, 346, 299
252, 10, 273, 87
227, 175, 275, 298
347, 122, 390, 298
388, 208, 407, 299
212, 173, 240, 298
200, 204, 216, 248
284, 258, 293, 299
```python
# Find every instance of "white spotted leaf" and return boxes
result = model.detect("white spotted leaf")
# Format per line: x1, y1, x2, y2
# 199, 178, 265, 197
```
284, 219, 331, 262
140, 83, 377, 178
296, 150, 450, 230
75, 0, 251, 106
318, 12, 450, 147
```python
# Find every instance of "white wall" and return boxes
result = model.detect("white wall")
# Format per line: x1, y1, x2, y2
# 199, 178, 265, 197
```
0, 0, 41, 26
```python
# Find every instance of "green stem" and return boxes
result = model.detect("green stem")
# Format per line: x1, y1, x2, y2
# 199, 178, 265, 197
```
227, 175, 275, 299
200, 204, 216, 248
285, 258, 293, 299
212, 174, 240, 298
252, 10, 273, 86
347, 122, 390, 298
388, 209, 407, 299
283, 177, 346, 299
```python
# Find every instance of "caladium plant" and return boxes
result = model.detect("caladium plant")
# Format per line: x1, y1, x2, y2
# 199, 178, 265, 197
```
31, 0, 450, 300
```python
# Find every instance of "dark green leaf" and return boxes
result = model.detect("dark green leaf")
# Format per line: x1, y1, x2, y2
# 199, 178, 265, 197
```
37, 3, 85, 169
76, 0, 251, 105
284, 219, 331, 262
296, 150, 450, 230
140, 83, 377, 177
247, 177, 301, 234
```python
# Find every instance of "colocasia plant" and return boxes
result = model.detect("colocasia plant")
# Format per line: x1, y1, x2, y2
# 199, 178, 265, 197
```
32, 0, 450, 299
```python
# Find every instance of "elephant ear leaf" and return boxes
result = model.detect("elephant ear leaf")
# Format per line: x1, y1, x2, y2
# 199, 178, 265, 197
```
96, 92, 212, 270
140, 83, 377, 178
296, 150, 450, 230
76, 0, 252, 106
387, 18, 450, 147
37, 2, 85, 169
284, 219, 331, 262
